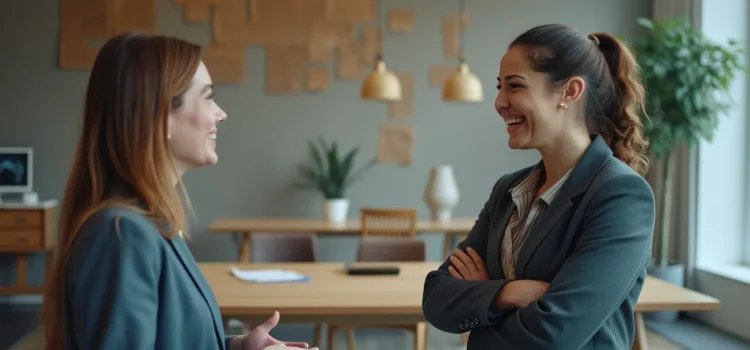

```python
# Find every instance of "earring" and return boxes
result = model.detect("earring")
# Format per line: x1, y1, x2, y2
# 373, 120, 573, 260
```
558, 102, 568, 109
167, 134, 171, 140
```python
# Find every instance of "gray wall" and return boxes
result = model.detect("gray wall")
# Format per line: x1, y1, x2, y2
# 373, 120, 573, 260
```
0, 0, 651, 290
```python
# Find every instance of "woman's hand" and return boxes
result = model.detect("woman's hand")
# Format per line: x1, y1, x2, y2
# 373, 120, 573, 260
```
448, 247, 489, 281
242, 311, 318, 350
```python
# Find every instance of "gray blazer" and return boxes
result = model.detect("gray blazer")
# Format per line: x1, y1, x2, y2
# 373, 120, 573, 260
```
64, 207, 235, 349
422, 135, 656, 350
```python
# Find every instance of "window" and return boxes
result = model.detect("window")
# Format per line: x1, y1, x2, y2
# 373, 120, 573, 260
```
696, 0, 748, 269
743, 7, 750, 267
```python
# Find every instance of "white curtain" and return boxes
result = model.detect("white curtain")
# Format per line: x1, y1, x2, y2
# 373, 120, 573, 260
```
646, 0, 701, 287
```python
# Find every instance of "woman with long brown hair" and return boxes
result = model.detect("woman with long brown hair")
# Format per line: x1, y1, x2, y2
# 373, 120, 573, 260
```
42, 32, 315, 350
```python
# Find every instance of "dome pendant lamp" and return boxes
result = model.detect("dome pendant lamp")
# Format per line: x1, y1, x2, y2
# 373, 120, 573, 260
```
361, 1, 401, 101
442, 0, 483, 103
361, 53, 402, 101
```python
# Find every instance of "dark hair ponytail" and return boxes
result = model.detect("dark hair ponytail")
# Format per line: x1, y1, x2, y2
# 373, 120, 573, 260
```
510, 24, 650, 176
589, 32, 649, 175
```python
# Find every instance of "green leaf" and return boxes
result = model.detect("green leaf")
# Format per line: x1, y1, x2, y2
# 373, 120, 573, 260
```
630, 16, 744, 157
295, 138, 376, 200
636, 17, 654, 29
308, 141, 324, 174
629, 16, 744, 265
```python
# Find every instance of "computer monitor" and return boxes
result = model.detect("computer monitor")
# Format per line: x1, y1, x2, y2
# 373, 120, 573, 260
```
0, 147, 33, 194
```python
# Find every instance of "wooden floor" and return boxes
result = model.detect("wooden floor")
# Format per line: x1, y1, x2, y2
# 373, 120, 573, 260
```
12, 324, 684, 350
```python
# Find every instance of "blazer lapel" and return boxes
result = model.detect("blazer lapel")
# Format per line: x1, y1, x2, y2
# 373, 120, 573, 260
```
168, 236, 226, 349
486, 168, 534, 279
515, 134, 613, 277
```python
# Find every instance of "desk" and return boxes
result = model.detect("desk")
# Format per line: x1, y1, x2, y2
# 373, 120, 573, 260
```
0, 200, 58, 295
209, 217, 475, 261
201, 262, 720, 350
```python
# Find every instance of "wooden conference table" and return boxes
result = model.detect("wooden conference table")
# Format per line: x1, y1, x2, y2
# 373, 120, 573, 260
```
201, 262, 720, 350
209, 216, 476, 261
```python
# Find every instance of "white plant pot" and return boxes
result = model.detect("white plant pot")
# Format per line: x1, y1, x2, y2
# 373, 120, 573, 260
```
324, 198, 349, 224
424, 165, 460, 222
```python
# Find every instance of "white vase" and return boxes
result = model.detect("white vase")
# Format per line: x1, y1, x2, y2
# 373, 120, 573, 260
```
324, 198, 349, 224
424, 165, 460, 222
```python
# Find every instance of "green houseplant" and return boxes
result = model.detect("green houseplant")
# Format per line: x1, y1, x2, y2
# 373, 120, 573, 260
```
296, 138, 376, 223
629, 15, 743, 313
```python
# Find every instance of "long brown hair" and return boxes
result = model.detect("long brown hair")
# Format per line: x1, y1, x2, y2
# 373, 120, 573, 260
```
42, 32, 202, 348
510, 24, 650, 176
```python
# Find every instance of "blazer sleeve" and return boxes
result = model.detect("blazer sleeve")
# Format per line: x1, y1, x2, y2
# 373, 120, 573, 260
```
422, 176, 513, 334
476, 173, 655, 349
67, 214, 162, 349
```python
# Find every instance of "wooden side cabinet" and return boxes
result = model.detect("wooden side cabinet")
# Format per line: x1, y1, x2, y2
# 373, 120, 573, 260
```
0, 200, 58, 295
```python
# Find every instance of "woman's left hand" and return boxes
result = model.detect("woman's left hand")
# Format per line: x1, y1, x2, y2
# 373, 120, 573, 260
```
243, 311, 318, 350
448, 247, 489, 281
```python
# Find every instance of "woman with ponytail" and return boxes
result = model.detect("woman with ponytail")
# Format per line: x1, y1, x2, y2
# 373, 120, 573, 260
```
423, 24, 656, 349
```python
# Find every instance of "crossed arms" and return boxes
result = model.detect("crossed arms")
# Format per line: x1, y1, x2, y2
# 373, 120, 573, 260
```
422, 173, 655, 349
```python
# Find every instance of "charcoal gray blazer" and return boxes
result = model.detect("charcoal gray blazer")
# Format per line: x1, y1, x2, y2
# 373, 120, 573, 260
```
422, 134, 656, 350
63, 207, 236, 349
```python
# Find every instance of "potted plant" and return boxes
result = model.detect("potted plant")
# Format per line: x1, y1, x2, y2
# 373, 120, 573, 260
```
296, 138, 377, 224
629, 17, 743, 320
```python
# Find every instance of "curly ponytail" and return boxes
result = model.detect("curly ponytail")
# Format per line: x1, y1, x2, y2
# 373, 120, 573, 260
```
590, 32, 650, 176
510, 24, 651, 176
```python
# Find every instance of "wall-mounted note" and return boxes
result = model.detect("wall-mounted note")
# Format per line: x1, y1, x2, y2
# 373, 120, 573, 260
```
377, 123, 415, 166
361, 26, 381, 66
203, 43, 246, 84
388, 9, 413, 33
429, 65, 456, 88
184, 4, 210, 23
308, 20, 356, 62
442, 13, 470, 59
337, 40, 365, 79
250, 0, 326, 24
442, 17, 461, 59
325, 0, 376, 23
307, 66, 329, 92
59, 0, 157, 69
389, 72, 414, 119
266, 44, 307, 94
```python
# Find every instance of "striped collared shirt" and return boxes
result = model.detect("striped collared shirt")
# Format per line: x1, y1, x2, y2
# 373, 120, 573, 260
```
501, 166, 573, 279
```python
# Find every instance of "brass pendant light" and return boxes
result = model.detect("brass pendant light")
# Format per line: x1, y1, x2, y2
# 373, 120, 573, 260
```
361, 54, 402, 101
361, 1, 402, 101
442, 0, 483, 103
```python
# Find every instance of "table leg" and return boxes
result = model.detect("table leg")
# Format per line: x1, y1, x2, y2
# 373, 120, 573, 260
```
443, 233, 455, 258
632, 312, 648, 350
238, 232, 251, 262
443, 232, 470, 258
45, 249, 55, 281
16, 255, 28, 288
0, 254, 45, 295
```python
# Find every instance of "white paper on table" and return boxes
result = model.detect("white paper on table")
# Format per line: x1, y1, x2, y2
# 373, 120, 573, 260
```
230, 267, 310, 283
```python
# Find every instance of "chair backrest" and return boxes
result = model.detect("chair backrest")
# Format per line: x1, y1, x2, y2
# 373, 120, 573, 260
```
356, 237, 427, 262
250, 233, 318, 263
360, 207, 418, 238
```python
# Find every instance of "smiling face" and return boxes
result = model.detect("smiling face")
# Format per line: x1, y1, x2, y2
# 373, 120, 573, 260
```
495, 46, 574, 151
168, 61, 227, 174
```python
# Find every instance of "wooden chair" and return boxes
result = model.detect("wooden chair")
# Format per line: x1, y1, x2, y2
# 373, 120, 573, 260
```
327, 207, 426, 350
360, 207, 418, 238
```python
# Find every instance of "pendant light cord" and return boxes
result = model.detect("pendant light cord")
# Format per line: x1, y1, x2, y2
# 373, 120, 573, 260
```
458, 0, 466, 64
377, 0, 385, 61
